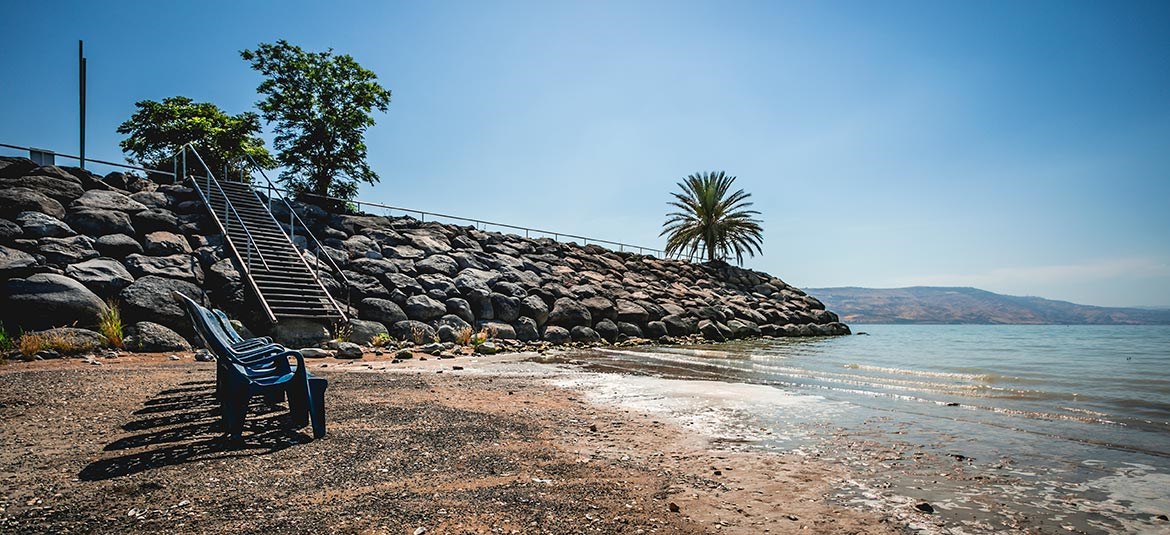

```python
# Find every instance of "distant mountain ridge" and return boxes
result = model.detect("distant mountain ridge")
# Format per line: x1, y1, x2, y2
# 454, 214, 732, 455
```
804, 286, 1170, 325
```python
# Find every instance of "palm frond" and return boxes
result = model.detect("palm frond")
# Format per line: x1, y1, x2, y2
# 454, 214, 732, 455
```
660, 171, 764, 264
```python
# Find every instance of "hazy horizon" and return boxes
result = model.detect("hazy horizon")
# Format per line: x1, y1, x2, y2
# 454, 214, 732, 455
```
2, 1, 1167, 307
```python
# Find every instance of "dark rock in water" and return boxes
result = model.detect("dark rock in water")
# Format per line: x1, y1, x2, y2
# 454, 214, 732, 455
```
119, 275, 205, 336
67, 208, 136, 236
490, 293, 520, 322
570, 325, 601, 343
0, 245, 39, 277
593, 318, 619, 342
644, 321, 669, 339
131, 209, 180, 234
445, 297, 475, 324
336, 342, 364, 359
0, 187, 66, 219
520, 295, 550, 326
125, 321, 191, 352
2, 175, 85, 204
662, 314, 697, 336
404, 294, 446, 321
515, 316, 540, 341
65, 257, 135, 297
143, 231, 192, 255
359, 297, 408, 325
23, 327, 108, 354
16, 211, 75, 238
3, 273, 108, 330
548, 297, 591, 328
37, 235, 98, 266
123, 253, 203, 284
0, 218, 23, 242
347, 319, 388, 345
698, 319, 726, 342
914, 502, 934, 514
543, 325, 571, 345
93, 233, 143, 258
390, 320, 437, 344
70, 190, 148, 213
271, 319, 330, 348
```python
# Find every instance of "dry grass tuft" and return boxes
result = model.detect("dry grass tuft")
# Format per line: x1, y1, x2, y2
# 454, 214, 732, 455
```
98, 300, 124, 349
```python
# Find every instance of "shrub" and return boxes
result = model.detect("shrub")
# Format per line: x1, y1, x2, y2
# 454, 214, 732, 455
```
370, 332, 393, 347
409, 323, 437, 345
331, 321, 353, 343
98, 300, 124, 348
18, 331, 91, 357
0, 323, 13, 353
454, 326, 473, 346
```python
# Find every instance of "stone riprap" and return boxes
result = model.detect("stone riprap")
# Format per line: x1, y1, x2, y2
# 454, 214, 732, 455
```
0, 155, 848, 356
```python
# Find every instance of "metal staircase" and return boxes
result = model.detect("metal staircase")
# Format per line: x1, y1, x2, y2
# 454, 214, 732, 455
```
173, 144, 348, 324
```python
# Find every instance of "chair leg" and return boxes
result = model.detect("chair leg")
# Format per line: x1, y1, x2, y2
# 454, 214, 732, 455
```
308, 377, 328, 439
287, 381, 309, 429
263, 390, 286, 405
226, 382, 250, 441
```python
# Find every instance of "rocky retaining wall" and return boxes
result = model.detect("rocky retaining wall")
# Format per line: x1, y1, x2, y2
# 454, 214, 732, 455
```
0, 155, 848, 358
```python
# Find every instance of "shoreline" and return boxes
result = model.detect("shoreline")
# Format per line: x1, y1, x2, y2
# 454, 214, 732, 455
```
0, 351, 899, 534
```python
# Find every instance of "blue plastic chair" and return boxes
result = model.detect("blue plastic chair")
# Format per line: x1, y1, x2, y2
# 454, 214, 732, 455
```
175, 293, 327, 440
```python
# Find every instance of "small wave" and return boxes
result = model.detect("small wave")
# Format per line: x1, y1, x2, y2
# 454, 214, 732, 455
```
842, 363, 1011, 382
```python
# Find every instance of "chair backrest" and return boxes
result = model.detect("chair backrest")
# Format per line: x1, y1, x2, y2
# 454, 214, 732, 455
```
174, 292, 252, 359
212, 310, 246, 344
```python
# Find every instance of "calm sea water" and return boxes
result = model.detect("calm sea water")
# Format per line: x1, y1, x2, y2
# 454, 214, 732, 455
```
557, 325, 1170, 534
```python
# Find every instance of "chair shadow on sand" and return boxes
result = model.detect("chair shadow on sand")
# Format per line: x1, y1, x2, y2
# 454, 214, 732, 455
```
79, 380, 313, 481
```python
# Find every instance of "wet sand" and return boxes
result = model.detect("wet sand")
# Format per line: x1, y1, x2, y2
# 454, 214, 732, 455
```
0, 352, 898, 534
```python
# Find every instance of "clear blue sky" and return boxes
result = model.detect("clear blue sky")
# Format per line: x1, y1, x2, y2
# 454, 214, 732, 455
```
2, 0, 1168, 307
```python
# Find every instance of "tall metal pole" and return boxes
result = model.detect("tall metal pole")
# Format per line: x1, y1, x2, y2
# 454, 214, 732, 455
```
79, 40, 87, 169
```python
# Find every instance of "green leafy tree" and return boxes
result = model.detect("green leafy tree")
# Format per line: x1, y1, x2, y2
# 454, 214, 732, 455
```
117, 96, 274, 179
660, 171, 764, 264
241, 40, 391, 202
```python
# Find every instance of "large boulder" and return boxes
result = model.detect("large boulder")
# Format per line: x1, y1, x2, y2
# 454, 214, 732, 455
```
593, 318, 619, 342
520, 295, 550, 326
2, 273, 108, 330
0, 245, 39, 277
570, 325, 601, 343
616, 300, 650, 324
0, 187, 65, 219
490, 293, 520, 322
271, 319, 331, 348
128, 192, 171, 210
515, 316, 540, 341
548, 297, 592, 328
358, 297, 408, 325
698, 319, 727, 342
644, 321, 669, 339
16, 211, 74, 238
70, 190, 148, 213
403, 294, 446, 321
64, 257, 135, 297
433, 313, 471, 333
0, 218, 23, 242
143, 231, 192, 255
123, 253, 203, 284
445, 297, 474, 324
543, 325, 571, 345
124, 321, 191, 352
347, 318, 389, 345
389, 320, 437, 344
479, 320, 517, 340
38, 235, 98, 265
0, 157, 36, 179
662, 314, 697, 336
93, 233, 143, 258
119, 275, 206, 335
66, 209, 136, 236
415, 254, 459, 277
131, 209, 180, 234
0, 176, 84, 204
581, 296, 617, 323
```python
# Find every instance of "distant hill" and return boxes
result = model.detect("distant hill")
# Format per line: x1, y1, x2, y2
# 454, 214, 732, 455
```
804, 287, 1170, 325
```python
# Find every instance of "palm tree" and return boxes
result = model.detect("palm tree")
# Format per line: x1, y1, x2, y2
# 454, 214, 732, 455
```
660, 171, 763, 264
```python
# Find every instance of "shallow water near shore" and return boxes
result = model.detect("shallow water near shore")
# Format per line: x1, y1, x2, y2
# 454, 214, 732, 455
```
550, 325, 1170, 534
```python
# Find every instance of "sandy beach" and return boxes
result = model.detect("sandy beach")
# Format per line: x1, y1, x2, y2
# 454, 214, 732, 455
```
0, 352, 898, 534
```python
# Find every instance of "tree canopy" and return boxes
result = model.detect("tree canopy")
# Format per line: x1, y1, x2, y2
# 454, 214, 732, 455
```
660, 171, 764, 264
117, 96, 274, 179
241, 40, 391, 203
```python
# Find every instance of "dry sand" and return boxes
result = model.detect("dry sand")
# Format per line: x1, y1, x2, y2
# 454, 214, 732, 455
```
0, 352, 900, 534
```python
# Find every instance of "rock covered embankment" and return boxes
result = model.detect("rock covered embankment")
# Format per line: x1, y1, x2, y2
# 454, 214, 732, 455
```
0, 154, 848, 356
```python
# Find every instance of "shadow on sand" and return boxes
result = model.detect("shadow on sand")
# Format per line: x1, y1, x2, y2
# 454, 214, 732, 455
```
79, 380, 312, 481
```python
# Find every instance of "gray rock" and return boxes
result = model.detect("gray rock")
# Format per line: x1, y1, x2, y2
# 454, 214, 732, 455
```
593, 318, 619, 342
3, 273, 108, 330
272, 319, 331, 347
616, 321, 643, 338
643, 321, 668, 339
119, 275, 206, 335
548, 297, 592, 328
0, 218, 23, 242
66, 208, 136, 236
581, 296, 617, 323
662, 314, 697, 336
21, 327, 108, 354
520, 295, 550, 326
0, 175, 84, 204
0, 244, 39, 277
64, 257, 135, 297
479, 320, 516, 340
0, 157, 36, 179
128, 192, 171, 209
125, 321, 191, 352
382, 244, 424, 260
415, 254, 459, 277
515, 316, 540, 341
70, 190, 148, 213
358, 297, 408, 325
434, 314, 471, 333
417, 273, 457, 295
475, 341, 499, 355
454, 268, 498, 294
131, 209, 180, 234
93, 233, 143, 257
384, 272, 424, 295
336, 342, 364, 359
16, 211, 75, 238
143, 231, 192, 255
445, 297, 475, 324
543, 325, 571, 345
348, 318, 389, 345
389, 320, 437, 344
0, 187, 65, 219
698, 319, 727, 342
123, 254, 203, 284
404, 294, 446, 321
616, 300, 649, 324
490, 293, 520, 323
436, 324, 459, 344
300, 347, 332, 358
38, 235, 98, 265
570, 325, 601, 343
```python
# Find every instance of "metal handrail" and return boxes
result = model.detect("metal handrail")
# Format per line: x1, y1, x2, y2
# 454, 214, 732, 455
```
230, 154, 349, 322
174, 144, 277, 324
0, 142, 175, 178
266, 189, 701, 263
